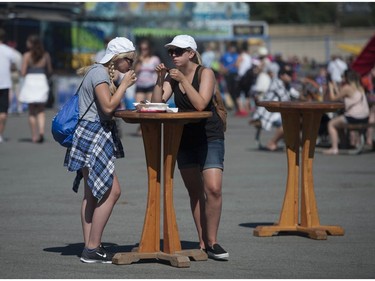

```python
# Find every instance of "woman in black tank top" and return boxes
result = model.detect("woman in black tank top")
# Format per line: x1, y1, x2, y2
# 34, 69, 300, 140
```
151, 35, 228, 260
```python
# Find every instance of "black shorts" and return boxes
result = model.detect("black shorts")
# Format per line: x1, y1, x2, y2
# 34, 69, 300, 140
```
345, 115, 369, 124
136, 85, 154, 94
0, 89, 10, 113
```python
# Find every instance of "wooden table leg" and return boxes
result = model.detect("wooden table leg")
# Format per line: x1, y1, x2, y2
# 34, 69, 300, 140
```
254, 111, 345, 240
113, 123, 207, 267
160, 123, 207, 266
113, 123, 162, 265
298, 112, 345, 239
254, 112, 301, 237
163, 123, 183, 254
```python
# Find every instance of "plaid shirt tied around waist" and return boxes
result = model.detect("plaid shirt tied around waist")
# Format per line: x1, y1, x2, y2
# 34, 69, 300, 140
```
64, 119, 124, 200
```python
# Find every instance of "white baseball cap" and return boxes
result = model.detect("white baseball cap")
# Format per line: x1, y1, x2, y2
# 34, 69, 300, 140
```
165, 35, 197, 51
258, 46, 268, 56
99, 37, 135, 64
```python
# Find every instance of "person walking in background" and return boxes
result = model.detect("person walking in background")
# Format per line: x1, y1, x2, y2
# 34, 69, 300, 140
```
152, 35, 228, 261
201, 41, 218, 69
0, 28, 19, 143
234, 41, 252, 116
64, 37, 137, 263
7, 41, 23, 115
220, 41, 238, 113
323, 69, 370, 155
133, 39, 160, 135
19, 34, 53, 143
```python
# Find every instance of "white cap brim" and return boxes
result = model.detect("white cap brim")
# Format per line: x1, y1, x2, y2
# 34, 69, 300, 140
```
165, 42, 191, 49
164, 35, 197, 51
99, 53, 113, 64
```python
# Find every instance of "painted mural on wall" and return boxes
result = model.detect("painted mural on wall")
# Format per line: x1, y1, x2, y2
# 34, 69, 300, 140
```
71, 2, 251, 68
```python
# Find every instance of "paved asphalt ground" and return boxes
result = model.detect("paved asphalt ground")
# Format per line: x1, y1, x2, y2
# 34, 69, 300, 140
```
1, 108, 375, 279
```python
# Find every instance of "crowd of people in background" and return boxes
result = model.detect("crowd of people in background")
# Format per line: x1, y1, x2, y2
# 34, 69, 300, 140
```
200, 40, 374, 153
1, 28, 374, 152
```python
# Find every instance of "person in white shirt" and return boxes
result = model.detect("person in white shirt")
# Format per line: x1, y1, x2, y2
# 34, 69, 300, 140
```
0, 28, 18, 143
327, 54, 348, 85
201, 41, 218, 69
235, 42, 252, 116
7, 41, 23, 114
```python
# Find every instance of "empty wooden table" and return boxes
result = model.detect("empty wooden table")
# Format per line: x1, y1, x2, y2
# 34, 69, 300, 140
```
254, 101, 345, 240
113, 110, 212, 267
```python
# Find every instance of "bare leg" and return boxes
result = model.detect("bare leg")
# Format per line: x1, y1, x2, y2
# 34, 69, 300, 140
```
36, 103, 45, 137
323, 115, 346, 155
81, 168, 121, 249
180, 167, 223, 249
245, 97, 251, 113
267, 126, 284, 151
236, 97, 244, 112
28, 104, 39, 142
202, 168, 223, 247
180, 167, 206, 249
0, 112, 7, 138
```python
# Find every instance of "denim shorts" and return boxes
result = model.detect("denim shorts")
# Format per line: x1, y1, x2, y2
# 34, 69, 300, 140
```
177, 139, 225, 171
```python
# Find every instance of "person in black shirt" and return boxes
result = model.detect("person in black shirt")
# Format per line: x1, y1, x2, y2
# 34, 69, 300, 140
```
151, 35, 228, 261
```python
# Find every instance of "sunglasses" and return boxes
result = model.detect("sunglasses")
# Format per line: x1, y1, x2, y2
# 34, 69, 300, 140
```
168, 48, 188, 57
124, 58, 134, 66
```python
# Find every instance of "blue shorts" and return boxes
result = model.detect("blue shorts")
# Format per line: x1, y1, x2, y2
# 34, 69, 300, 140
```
177, 139, 225, 171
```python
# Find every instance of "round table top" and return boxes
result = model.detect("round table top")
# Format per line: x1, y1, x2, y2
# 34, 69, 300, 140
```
256, 101, 344, 113
114, 110, 212, 124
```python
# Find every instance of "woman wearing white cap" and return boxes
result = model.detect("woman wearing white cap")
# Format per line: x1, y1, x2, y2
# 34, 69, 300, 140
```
152, 35, 228, 260
64, 37, 137, 263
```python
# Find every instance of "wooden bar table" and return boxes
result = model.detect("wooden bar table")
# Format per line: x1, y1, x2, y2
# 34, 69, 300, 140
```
113, 110, 211, 267
254, 101, 345, 240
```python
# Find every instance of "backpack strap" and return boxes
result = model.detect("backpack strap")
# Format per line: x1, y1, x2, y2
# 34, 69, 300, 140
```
79, 99, 95, 122
76, 67, 96, 122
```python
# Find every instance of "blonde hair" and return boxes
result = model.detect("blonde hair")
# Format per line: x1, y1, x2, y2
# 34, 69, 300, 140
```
190, 49, 202, 65
77, 51, 136, 95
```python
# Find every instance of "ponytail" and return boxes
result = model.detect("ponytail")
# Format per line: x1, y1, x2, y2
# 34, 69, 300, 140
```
192, 50, 203, 65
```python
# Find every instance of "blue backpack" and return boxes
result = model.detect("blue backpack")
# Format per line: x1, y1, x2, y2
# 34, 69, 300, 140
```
51, 71, 94, 148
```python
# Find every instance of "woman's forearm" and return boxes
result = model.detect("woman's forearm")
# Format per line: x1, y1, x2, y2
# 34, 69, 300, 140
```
152, 84, 164, 103
152, 74, 165, 102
